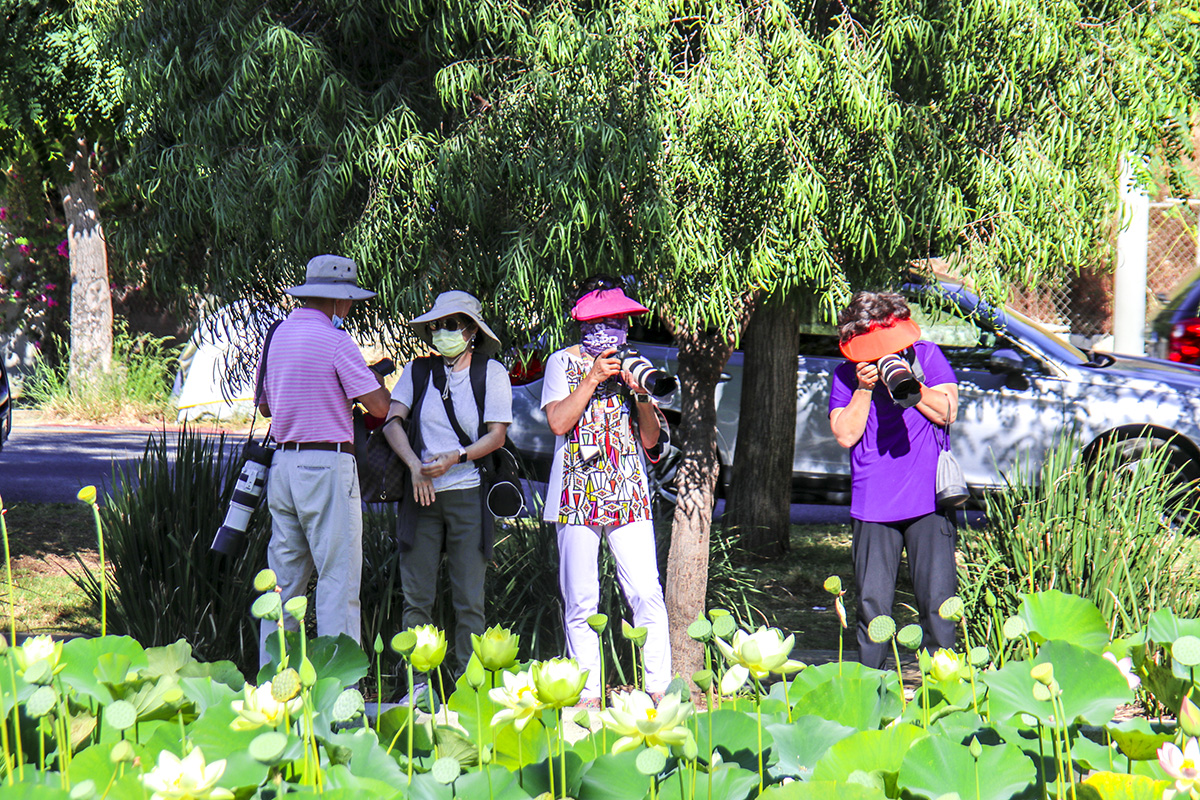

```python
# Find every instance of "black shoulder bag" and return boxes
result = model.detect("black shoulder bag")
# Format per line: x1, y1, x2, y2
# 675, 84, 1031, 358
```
359, 358, 433, 503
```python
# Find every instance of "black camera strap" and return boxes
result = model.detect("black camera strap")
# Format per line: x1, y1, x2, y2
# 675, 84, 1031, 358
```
429, 357, 487, 456
250, 319, 283, 446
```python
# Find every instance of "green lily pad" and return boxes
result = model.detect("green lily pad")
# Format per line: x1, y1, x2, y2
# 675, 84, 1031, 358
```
1081, 771, 1171, 800
898, 735, 1035, 800
1016, 590, 1109, 652
812, 724, 927, 786
1106, 719, 1176, 761
981, 641, 1131, 726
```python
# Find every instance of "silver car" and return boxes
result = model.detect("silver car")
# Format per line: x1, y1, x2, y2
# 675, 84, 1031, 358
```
508, 278, 1200, 502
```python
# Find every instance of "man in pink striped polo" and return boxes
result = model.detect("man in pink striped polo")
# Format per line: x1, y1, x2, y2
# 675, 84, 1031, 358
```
256, 255, 391, 665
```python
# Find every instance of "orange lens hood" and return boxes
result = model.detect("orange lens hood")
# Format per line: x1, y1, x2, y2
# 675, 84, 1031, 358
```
839, 318, 921, 362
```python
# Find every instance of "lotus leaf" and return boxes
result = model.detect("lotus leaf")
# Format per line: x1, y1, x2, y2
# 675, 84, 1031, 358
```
898, 735, 1035, 800
1016, 591, 1110, 652
982, 641, 1130, 725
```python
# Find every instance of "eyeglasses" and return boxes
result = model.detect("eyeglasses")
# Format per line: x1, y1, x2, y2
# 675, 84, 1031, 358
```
427, 317, 465, 332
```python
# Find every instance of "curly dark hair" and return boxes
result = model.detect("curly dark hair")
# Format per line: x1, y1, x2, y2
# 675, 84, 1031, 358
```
572, 273, 626, 306
837, 291, 911, 344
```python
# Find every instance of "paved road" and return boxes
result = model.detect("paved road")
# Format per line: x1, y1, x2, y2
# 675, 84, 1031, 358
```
0, 420, 241, 504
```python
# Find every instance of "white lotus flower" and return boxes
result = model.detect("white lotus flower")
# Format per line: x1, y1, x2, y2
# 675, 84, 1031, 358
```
929, 649, 962, 683
715, 626, 805, 695
598, 690, 695, 754
16, 635, 61, 671
1159, 738, 1200, 794
140, 748, 233, 800
230, 681, 303, 731
1102, 651, 1141, 690
489, 669, 545, 731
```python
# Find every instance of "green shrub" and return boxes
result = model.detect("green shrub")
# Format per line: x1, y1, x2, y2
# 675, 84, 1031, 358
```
958, 435, 1200, 650
23, 323, 178, 422
71, 428, 271, 677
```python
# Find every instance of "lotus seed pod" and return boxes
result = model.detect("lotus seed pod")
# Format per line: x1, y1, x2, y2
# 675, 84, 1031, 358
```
938, 596, 964, 621
711, 615, 737, 640
331, 688, 366, 723
969, 646, 991, 666
464, 654, 486, 690
26, 685, 56, 718
692, 670, 713, 692
272, 669, 300, 702
110, 740, 136, 764
636, 746, 667, 776
867, 615, 896, 644
984, 590, 997, 608
1030, 663, 1054, 686
687, 615, 713, 642
823, 576, 842, 595
1002, 616, 1027, 640
76, 485, 97, 505
897, 624, 923, 650
572, 709, 591, 727
70, 780, 97, 800
253, 569, 277, 593
391, 630, 417, 656
630, 626, 648, 647
431, 756, 461, 784
708, 608, 731, 620
249, 730, 289, 764
251, 592, 282, 621
587, 614, 608, 633
105, 699, 138, 731
1032, 683, 1052, 702
1173, 636, 1200, 667
299, 657, 317, 688
283, 596, 308, 622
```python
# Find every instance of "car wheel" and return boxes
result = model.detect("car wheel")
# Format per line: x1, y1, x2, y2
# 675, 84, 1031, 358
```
1107, 435, 1200, 529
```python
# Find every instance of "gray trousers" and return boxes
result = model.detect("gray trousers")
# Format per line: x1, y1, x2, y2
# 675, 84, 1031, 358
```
852, 511, 957, 670
399, 486, 486, 672
260, 450, 362, 667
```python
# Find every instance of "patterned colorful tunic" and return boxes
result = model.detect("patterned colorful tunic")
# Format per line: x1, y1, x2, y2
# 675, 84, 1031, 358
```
549, 354, 652, 526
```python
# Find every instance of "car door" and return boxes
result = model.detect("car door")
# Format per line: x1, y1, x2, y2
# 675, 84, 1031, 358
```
909, 291, 1069, 488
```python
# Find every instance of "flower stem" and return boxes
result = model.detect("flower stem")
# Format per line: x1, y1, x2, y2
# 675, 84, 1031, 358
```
754, 678, 764, 795
406, 663, 415, 782
88, 503, 106, 636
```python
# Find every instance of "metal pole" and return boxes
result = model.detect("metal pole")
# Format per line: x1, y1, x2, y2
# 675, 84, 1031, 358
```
1113, 156, 1149, 356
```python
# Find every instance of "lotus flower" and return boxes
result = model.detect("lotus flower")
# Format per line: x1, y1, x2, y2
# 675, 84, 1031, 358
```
471, 625, 520, 671
1182, 696, 1200, 740
1102, 651, 1141, 691
407, 624, 447, 673
929, 649, 962, 683
489, 669, 545, 731
140, 748, 233, 800
532, 658, 588, 708
230, 681, 303, 731
599, 690, 695, 754
1159, 738, 1200, 794
715, 626, 805, 695
15, 635, 61, 672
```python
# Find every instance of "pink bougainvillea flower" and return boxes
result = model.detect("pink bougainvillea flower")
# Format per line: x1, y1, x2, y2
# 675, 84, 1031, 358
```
56, 240, 68, 258
0, 207, 7, 220
45, 298, 57, 308
17, 244, 30, 254
43, 283, 56, 291
1158, 738, 1200, 793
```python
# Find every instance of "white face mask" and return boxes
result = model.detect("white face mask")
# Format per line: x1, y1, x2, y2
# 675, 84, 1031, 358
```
432, 328, 468, 358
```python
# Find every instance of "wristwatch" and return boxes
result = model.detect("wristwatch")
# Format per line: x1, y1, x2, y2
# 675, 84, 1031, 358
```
635, 393, 651, 404
457, 447, 468, 463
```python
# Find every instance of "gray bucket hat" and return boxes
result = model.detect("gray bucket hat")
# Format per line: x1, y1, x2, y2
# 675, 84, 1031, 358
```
409, 291, 501, 356
286, 255, 376, 300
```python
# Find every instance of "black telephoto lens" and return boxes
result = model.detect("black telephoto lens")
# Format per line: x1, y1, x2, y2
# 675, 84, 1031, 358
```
876, 353, 921, 408
616, 346, 677, 397
211, 440, 274, 556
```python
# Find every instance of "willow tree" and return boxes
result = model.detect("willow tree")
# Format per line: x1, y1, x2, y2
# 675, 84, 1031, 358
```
0, 0, 125, 386
118, 0, 1198, 681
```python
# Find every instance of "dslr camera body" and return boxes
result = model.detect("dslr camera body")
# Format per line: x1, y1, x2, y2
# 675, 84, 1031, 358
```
614, 345, 677, 398
875, 351, 922, 408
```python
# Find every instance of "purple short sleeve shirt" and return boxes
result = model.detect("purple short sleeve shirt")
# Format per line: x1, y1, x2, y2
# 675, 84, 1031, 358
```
257, 308, 381, 443
828, 340, 957, 523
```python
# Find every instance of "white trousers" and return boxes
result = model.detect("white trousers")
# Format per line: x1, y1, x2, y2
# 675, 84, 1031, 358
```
557, 520, 671, 696
259, 449, 362, 667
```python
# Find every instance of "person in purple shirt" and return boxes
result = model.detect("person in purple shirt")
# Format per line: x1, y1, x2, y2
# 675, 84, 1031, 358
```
828, 291, 960, 670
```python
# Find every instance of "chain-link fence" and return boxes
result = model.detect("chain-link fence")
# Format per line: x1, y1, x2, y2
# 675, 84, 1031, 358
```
1003, 199, 1199, 342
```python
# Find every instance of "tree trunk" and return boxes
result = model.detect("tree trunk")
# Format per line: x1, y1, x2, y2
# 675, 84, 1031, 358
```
665, 327, 737, 687
724, 288, 801, 556
60, 135, 113, 391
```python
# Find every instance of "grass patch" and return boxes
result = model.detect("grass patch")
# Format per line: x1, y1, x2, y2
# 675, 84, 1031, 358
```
22, 324, 180, 423
751, 523, 919, 653
0, 502, 98, 635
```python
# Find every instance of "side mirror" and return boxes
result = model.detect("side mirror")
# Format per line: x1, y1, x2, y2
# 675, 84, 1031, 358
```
988, 348, 1024, 374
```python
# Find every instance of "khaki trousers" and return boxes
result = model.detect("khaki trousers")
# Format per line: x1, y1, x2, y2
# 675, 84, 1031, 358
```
259, 449, 362, 667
